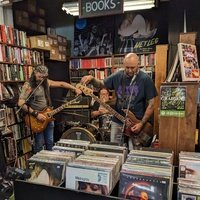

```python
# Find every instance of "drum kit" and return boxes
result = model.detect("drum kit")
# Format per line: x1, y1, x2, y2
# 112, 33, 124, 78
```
61, 112, 112, 142
56, 98, 113, 142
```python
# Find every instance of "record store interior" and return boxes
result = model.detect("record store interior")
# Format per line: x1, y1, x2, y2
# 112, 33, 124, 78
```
0, 0, 200, 199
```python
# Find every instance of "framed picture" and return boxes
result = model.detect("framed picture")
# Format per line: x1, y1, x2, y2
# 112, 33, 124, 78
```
178, 43, 199, 81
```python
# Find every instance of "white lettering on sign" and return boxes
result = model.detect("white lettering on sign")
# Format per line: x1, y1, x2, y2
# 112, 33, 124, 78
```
85, 0, 117, 13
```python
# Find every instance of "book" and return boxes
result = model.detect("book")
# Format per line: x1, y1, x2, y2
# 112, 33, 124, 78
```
178, 43, 199, 81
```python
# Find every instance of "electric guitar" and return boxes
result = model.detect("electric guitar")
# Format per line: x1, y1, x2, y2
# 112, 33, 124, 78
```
76, 84, 153, 147
25, 95, 82, 133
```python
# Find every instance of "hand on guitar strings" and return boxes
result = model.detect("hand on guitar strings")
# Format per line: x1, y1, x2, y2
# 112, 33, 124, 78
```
36, 113, 46, 122
130, 122, 143, 134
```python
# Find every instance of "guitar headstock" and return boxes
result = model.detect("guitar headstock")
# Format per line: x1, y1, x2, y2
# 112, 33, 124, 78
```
76, 83, 93, 96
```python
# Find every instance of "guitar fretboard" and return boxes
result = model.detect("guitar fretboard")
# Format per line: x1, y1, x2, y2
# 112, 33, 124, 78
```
48, 96, 80, 117
92, 94, 131, 126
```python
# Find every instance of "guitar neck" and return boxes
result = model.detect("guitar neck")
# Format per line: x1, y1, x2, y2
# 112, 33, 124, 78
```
92, 94, 125, 123
48, 103, 68, 117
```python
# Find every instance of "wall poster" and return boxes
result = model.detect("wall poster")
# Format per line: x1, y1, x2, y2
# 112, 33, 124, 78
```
160, 86, 186, 117
114, 9, 168, 54
73, 16, 114, 57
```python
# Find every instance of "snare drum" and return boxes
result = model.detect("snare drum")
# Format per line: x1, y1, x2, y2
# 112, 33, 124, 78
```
99, 114, 113, 131
61, 123, 103, 142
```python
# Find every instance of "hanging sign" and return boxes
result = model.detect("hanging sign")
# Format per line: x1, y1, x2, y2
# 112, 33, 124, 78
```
79, 0, 124, 18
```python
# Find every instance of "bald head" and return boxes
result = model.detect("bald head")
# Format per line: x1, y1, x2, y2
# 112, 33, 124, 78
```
124, 53, 139, 77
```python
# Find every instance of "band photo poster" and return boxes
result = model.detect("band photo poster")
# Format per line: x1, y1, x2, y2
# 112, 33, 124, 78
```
73, 7, 168, 56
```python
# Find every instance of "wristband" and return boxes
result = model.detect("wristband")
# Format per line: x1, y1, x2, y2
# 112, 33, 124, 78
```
140, 119, 146, 125
31, 110, 38, 118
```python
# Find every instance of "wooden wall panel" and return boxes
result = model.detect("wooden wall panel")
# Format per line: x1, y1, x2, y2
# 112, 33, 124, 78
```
159, 82, 198, 165
154, 44, 168, 135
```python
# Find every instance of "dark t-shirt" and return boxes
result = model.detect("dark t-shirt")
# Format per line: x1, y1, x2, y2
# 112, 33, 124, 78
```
92, 101, 100, 112
103, 70, 157, 124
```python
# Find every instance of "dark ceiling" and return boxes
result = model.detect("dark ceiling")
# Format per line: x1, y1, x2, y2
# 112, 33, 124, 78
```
37, 0, 74, 27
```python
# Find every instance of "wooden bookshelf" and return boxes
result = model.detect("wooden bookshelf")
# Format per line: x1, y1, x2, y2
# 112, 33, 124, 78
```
0, 25, 44, 168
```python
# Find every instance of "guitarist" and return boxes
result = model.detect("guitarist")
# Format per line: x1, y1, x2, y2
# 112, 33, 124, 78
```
81, 53, 157, 149
18, 65, 82, 153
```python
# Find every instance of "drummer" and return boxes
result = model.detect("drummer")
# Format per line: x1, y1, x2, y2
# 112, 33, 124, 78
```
91, 88, 110, 119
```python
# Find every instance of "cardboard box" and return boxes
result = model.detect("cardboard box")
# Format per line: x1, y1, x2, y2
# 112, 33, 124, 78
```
48, 36, 58, 46
37, 25, 46, 33
37, 18, 45, 26
47, 27, 57, 37
29, 36, 51, 50
57, 35, 67, 44
58, 45, 67, 53
50, 47, 59, 60
38, 8, 45, 17
30, 22, 37, 31
15, 10, 29, 27
27, 0, 36, 14
58, 53, 67, 62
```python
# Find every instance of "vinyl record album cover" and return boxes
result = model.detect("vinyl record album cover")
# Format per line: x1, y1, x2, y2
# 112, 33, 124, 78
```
119, 172, 170, 200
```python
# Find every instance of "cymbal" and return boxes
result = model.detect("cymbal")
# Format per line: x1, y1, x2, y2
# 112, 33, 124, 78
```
61, 111, 88, 118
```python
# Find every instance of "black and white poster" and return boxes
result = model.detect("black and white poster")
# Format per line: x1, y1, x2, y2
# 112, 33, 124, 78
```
114, 9, 168, 54
73, 17, 114, 57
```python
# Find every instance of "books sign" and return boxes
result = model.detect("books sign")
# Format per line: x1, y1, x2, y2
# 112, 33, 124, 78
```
160, 86, 186, 117
79, 0, 124, 18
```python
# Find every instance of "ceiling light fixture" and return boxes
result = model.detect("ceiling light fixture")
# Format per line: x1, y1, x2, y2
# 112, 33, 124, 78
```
62, 0, 155, 16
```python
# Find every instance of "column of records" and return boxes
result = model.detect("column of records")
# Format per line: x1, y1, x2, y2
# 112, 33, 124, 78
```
178, 151, 200, 199
118, 148, 174, 200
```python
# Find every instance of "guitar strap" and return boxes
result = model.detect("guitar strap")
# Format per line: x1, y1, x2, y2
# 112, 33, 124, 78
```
121, 71, 138, 111
45, 82, 52, 107
120, 72, 137, 145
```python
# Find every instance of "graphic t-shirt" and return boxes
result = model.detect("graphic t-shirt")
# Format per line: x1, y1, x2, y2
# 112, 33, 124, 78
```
104, 70, 157, 124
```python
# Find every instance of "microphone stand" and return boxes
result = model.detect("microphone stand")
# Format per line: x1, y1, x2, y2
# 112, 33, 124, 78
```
122, 74, 137, 132
16, 77, 47, 152
16, 77, 46, 114
121, 73, 137, 145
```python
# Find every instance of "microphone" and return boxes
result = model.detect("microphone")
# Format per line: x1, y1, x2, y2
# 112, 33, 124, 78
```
130, 74, 137, 86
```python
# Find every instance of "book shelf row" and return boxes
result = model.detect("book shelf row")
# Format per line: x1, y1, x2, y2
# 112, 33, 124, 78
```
0, 64, 33, 82
70, 68, 113, 82
0, 44, 43, 66
0, 24, 28, 47
70, 53, 155, 70
0, 83, 23, 101
3, 135, 32, 167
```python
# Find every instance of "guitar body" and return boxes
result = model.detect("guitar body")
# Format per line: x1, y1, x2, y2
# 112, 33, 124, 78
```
123, 109, 153, 147
25, 107, 54, 133
75, 83, 153, 147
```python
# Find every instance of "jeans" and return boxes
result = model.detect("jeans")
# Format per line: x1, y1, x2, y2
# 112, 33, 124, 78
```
110, 121, 124, 144
34, 121, 54, 153
110, 121, 133, 150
